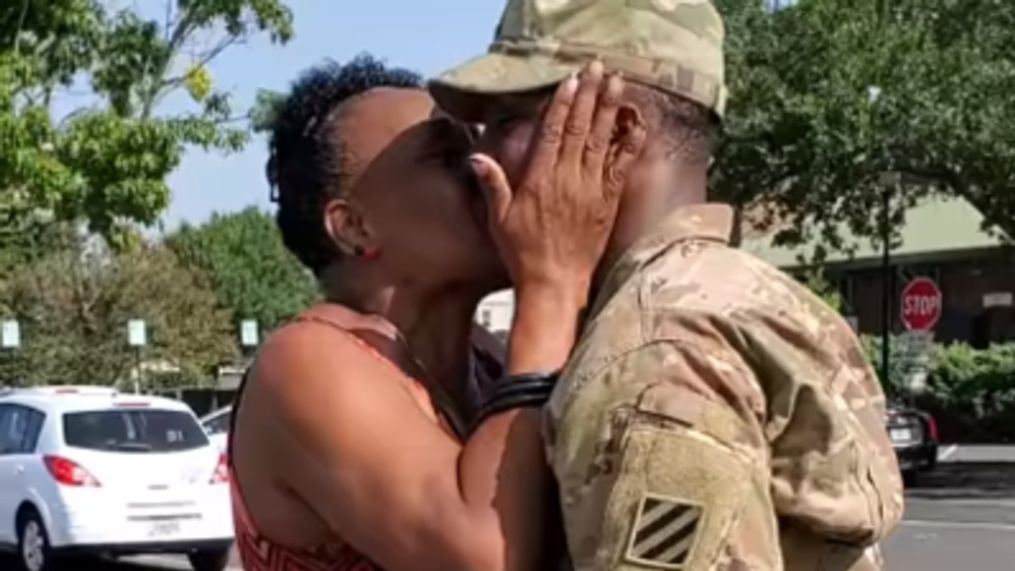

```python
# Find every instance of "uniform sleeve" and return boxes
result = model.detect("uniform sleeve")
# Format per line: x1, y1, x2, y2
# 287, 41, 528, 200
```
547, 340, 783, 571
752, 318, 905, 550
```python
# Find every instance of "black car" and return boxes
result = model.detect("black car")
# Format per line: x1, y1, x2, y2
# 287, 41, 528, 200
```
886, 404, 939, 485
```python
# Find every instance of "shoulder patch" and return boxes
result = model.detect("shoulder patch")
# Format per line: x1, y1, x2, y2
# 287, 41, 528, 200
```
625, 494, 703, 569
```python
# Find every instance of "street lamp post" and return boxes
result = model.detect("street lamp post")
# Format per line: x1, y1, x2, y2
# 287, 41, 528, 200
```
867, 85, 892, 387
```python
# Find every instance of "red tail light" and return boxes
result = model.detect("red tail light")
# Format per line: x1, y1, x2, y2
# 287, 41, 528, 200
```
926, 415, 939, 442
210, 453, 229, 485
43, 455, 101, 487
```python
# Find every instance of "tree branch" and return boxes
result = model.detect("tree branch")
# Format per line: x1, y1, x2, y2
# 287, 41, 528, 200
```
13, 0, 30, 55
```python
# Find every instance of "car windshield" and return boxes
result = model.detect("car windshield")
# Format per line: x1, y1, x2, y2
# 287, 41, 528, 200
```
202, 409, 231, 435
63, 409, 209, 453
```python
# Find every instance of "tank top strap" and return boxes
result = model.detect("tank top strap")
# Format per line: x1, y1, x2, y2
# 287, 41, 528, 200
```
282, 313, 466, 440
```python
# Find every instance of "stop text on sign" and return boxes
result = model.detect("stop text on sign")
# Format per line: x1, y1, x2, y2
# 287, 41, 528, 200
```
901, 277, 943, 332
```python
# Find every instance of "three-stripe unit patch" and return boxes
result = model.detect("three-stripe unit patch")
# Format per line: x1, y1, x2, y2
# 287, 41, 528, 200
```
624, 494, 703, 569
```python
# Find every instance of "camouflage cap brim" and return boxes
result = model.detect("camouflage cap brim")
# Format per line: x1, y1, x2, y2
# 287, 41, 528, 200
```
429, 50, 577, 123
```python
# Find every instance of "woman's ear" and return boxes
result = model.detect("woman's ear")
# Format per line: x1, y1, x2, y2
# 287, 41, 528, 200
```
323, 198, 376, 256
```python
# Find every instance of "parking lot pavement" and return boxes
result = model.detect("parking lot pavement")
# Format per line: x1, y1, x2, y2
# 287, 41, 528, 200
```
4, 446, 1013, 570
887, 518, 1015, 571
884, 457, 1015, 571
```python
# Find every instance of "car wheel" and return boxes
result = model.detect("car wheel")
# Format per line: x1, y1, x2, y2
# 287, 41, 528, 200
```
16, 508, 53, 571
188, 547, 231, 571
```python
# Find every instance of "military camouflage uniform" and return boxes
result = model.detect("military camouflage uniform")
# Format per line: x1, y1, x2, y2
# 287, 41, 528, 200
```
542, 205, 904, 570
432, 2, 904, 569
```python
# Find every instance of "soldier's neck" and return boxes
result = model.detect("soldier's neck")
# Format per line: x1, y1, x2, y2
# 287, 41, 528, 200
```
592, 165, 707, 292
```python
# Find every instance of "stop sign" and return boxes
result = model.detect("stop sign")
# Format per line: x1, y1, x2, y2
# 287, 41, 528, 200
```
901, 277, 943, 331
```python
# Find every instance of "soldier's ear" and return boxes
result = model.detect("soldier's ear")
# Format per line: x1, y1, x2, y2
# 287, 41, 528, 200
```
612, 103, 648, 152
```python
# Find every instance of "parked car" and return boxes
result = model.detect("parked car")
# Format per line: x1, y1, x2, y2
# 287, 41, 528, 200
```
886, 403, 939, 485
0, 386, 233, 571
199, 406, 232, 454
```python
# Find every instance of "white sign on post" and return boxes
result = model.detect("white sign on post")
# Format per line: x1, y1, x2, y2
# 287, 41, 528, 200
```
900, 330, 933, 360
240, 320, 259, 348
128, 319, 147, 347
1, 320, 20, 349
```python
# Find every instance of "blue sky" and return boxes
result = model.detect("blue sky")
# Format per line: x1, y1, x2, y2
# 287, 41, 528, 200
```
162, 0, 502, 230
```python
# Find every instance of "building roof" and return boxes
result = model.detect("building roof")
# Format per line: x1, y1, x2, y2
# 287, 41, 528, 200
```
740, 196, 1008, 269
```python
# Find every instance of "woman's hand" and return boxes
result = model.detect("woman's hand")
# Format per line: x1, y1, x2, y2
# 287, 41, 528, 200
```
470, 60, 647, 305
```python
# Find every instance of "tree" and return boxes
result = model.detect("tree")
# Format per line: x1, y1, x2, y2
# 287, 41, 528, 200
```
166, 208, 319, 332
0, 239, 237, 388
713, 0, 1015, 257
0, 0, 293, 244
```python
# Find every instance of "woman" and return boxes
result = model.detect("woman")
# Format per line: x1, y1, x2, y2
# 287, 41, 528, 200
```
230, 56, 639, 571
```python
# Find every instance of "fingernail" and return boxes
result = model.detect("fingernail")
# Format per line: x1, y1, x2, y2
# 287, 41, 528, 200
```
468, 155, 487, 175
563, 73, 579, 95
608, 73, 624, 90
589, 59, 604, 78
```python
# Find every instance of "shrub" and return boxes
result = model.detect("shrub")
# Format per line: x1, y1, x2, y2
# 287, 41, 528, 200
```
863, 336, 1015, 443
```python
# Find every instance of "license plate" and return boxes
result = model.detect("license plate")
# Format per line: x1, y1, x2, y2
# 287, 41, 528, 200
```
147, 521, 181, 538
890, 428, 913, 442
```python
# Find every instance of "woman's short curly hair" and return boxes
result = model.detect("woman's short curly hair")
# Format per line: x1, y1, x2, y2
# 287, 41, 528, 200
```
266, 54, 421, 276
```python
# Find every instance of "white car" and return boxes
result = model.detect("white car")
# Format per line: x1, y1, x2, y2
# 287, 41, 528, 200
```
0, 386, 234, 571
199, 406, 232, 454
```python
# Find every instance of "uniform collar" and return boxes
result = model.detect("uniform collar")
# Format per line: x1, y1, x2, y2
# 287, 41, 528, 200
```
589, 203, 734, 318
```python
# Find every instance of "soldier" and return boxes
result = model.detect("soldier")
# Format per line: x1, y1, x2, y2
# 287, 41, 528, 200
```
430, 1, 905, 569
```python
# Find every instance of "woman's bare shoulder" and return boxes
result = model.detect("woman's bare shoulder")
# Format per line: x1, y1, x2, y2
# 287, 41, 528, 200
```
252, 317, 385, 396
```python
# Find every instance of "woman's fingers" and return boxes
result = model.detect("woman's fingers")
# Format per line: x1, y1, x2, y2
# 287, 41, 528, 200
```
583, 73, 625, 178
526, 73, 579, 179
558, 60, 606, 168
469, 153, 513, 225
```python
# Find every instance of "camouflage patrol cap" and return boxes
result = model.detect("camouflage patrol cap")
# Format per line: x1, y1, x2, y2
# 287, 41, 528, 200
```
430, 0, 727, 121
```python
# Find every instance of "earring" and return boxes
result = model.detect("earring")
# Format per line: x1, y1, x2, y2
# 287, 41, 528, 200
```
353, 246, 381, 260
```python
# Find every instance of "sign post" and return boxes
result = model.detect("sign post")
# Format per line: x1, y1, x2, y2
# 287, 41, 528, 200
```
128, 319, 147, 394
899, 278, 943, 395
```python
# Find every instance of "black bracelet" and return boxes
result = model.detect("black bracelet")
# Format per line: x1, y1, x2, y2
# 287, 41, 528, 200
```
472, 371, 560, 431
487, 377, 558, 401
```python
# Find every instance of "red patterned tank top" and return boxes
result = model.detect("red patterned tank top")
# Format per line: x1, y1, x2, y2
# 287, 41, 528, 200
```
229, 313, 501, 571
231, 477, 382, 571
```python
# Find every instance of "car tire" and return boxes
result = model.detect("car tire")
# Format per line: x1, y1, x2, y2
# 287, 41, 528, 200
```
188, 547, 232, 571
16, 507, 53, 571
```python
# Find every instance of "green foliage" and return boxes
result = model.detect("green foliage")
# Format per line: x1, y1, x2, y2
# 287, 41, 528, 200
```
801, 269, 842, 312
863, 336, 1015, 442
919, 343, 1015, 443
861, 334, 910, 397
714, 0, 1015, 256
250, 88, 285, 133
0, 0, 293, 240
166, 208, 319, 332
0, 237, 237, 388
